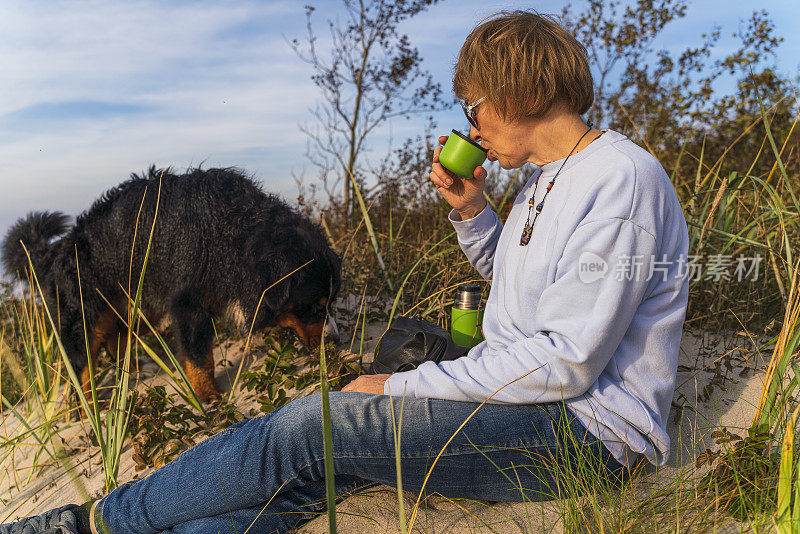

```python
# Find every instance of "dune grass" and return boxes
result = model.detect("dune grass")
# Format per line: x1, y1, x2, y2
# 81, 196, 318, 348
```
1, 88, 799, 532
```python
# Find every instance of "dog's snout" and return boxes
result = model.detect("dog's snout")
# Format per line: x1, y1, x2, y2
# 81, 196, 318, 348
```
278, 313, 340, 348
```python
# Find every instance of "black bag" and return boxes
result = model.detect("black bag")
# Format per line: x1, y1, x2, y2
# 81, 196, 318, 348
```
369, 316, 470, 374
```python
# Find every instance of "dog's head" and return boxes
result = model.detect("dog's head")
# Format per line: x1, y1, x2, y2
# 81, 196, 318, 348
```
274, 242, 341, 348
250, 220, 341, 348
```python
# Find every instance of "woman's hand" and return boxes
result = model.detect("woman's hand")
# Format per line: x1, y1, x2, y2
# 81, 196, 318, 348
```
431, 135, 487, 220
341, 374, 391, 394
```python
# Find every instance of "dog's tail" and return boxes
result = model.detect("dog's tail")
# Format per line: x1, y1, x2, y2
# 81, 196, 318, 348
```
2, 211, 70, 280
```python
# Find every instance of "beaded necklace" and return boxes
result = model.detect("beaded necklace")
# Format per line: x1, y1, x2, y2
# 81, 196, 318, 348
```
519, 124, 594, 246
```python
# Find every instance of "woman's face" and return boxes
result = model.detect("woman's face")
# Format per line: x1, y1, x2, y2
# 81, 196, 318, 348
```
468, 102, 533, 170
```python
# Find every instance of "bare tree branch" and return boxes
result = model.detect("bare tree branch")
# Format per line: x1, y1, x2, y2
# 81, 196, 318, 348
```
289, 0, 445, 221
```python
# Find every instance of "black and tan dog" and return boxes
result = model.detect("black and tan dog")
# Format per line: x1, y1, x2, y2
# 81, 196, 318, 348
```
2, 166, 340, 403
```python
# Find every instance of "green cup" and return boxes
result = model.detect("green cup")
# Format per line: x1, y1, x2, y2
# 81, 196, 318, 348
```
438, 129, 488, 179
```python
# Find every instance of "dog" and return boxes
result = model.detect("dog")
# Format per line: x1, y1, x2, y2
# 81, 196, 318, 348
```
2, 166, 341, 404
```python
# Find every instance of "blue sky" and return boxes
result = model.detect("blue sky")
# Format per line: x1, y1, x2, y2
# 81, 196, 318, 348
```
1, 0, 798, 241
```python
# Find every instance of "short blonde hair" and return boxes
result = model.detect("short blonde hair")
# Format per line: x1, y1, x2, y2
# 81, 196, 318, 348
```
453, 11, 594, 121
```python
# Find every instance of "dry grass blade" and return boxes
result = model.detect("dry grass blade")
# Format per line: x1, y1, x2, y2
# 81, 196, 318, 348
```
242, 480, 288, 534
345, 167, 393, 291
751, 256, 800, 433
697, 175, 729, 252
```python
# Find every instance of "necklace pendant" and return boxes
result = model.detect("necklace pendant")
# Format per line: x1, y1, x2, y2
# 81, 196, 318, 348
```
520, 224, 533, 246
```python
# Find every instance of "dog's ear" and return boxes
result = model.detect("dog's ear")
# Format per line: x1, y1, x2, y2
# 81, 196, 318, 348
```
246, 219, 337, 321
259, 255, 295, 315
249, 226, 303, 315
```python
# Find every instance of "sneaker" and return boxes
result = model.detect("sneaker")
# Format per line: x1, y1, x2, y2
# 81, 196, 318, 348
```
0, 504, 85, 534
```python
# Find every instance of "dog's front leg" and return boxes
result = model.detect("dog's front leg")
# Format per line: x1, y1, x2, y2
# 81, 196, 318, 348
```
170, 289, 222, 402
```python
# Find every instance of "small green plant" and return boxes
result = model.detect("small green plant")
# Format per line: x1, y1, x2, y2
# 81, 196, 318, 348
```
240, 336, 310, 415
238, 333, 355, 416
129, 386, 243, 470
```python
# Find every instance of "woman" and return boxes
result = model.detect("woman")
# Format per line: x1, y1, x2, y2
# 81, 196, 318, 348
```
2, 10, 688, 534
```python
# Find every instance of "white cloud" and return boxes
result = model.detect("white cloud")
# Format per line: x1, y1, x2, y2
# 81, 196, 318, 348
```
0, 1, 301, 110
0, 0, 322, 237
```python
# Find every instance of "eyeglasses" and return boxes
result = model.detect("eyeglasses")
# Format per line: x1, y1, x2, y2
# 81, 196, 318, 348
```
460, 96, 485, 130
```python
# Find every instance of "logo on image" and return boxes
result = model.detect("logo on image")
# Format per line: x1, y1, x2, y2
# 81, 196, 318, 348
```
578, 251, 608, 283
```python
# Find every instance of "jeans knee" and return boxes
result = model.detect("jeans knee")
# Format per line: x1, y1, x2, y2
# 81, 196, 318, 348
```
270, 394, 325, 449
266, 392, 382, 458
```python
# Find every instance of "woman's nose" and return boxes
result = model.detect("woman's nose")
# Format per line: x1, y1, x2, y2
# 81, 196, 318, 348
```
470, 125, 481, 142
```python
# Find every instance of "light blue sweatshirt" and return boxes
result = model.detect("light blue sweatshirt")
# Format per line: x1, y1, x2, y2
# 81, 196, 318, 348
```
384, 130, 689, 467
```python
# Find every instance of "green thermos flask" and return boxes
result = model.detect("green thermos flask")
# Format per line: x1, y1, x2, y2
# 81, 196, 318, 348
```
451, 283, 485, 347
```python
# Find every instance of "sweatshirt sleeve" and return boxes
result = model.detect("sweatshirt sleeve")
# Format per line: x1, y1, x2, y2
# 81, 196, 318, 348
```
384, 217, 658, 403
448, 205, 503, 280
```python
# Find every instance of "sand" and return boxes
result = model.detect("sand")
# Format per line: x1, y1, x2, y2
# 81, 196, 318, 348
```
0, 326, 770, 532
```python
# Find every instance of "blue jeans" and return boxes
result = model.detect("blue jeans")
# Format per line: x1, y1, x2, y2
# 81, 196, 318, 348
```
96, 392, 625, 533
